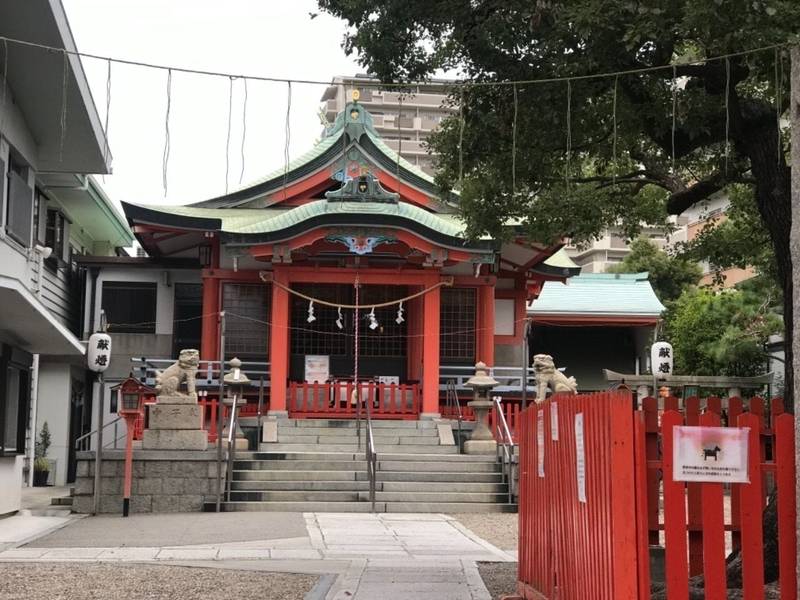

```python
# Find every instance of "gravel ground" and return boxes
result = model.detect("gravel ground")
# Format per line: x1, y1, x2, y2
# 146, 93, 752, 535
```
451, 513, 518, 551
0, 563, 317, 600
477, 562, 517, 600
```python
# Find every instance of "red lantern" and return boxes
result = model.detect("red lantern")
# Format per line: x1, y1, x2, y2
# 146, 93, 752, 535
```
111, 377, 155, 516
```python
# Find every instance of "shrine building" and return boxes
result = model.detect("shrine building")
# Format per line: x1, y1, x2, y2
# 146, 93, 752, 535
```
86, 98, 579, 420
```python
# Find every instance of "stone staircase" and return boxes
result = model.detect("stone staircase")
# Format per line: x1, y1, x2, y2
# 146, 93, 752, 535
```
212, 418, 516, 513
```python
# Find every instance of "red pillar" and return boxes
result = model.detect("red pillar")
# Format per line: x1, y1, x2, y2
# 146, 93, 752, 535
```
269, 269, 290, 414
479, 284, 495, 367
406, 291, 423, 382
421, 284, 440, 416
200, 275, 220, 362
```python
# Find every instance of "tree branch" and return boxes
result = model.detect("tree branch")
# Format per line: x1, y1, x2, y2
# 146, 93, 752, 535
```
666, 171, 728, 215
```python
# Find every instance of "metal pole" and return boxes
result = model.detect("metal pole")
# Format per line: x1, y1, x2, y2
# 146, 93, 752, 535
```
92, 371, 104, 515
257, 375, 264, 444
521, 318, 530, 410
354, 279, 361, 450
215, 311, 226, 513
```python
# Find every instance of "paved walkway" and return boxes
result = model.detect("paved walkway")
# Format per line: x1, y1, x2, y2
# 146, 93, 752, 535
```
0, 512, 515, 600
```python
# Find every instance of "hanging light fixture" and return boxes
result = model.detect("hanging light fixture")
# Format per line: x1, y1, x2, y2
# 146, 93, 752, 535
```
307, 300, 316, 323
368, 307, 379, 330
336, 306, 344, 330
395, 301, 404, 324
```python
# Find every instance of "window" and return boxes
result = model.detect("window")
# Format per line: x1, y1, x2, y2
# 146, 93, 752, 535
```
0, 345, 32, 456
440, 288, 476, 363
360, 286, 407, 358
102, 282, 157, 333
45, 209, 68, 268
223, 283, 270, 361
5, 154, 33, 247
290, 284, 346, 357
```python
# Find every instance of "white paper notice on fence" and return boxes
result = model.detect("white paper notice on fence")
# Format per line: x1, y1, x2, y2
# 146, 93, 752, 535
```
537, 410, 545, 478
575, 413, 586, 503
673, 426, 750, 483
304, 355, 330, 383
550, 402, 559, 441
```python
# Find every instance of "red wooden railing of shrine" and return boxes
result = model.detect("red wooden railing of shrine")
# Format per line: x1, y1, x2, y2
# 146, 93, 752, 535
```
287, 380, 420, 419
441, 396, 524, 443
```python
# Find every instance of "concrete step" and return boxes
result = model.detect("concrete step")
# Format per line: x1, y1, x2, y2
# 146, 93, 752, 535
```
212, 500, 517, 513
234, 459, 496, 472
258, 444, 458, 454
231, 480, 371, 491
234, 470, 360, 481
366, 471, 504, 483
230, 480, 507, 493
239, 451, 498, 463
275, 435, 441, 445
50, 496, 74, 506
278, 427, 438, 437
365, 491, 509, 503
233, 470, 504, 483
229, 490, 361, 502
283, 419, 435, 429
378, 460, 499, 473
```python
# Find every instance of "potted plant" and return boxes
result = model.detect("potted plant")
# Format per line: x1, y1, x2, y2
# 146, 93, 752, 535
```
33, 422, 51, 487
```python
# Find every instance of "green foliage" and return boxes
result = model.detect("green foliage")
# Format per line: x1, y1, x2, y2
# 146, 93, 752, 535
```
607, 238, 702, 304
33, 457, 50, 474
664, 285, 781, 377
34, 422, 51, 460
318, 0, 797, 243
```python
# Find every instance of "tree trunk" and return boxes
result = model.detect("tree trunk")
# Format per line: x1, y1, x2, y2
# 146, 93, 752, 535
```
789, 43, 800, 591
733, 99, 792, 400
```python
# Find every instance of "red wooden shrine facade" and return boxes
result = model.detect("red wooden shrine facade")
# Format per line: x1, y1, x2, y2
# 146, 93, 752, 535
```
121, 99, 579, 417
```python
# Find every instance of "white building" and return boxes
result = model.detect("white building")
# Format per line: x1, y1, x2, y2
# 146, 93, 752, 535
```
321, 75, 455, 176
0, 0, 131, 514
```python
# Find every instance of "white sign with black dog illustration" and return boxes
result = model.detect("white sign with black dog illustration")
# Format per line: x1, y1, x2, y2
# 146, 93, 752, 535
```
673, 426, 749, 483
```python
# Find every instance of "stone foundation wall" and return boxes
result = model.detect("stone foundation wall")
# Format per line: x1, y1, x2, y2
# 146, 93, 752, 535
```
73, 450, 224, 514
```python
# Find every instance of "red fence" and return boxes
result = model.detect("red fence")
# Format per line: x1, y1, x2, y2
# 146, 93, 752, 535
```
518, 392, 639, 599
288, 381, 420, 419
517, 392, 797, 600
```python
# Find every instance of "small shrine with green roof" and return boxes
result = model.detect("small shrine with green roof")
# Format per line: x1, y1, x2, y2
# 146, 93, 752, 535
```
120, 94, 579, 418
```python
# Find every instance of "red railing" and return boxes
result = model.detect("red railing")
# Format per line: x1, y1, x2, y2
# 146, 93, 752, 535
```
517, 392, 797, 600
288, 381, 420, 419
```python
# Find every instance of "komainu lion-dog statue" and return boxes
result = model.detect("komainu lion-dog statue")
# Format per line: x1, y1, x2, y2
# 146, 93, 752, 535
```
532, 354, 577, 403
155, 349, 199, 399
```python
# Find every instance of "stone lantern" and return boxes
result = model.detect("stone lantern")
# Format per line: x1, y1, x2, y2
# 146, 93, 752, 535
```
464, 361, 499, 454
223, 358, 250, 450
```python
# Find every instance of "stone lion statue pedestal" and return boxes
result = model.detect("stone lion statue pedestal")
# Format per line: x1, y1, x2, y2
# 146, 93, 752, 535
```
142, 349, 208, 451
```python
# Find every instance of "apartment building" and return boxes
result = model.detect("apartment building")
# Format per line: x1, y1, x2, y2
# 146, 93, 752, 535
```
320, 75, 455, 176
0, 0, 132, 513
565, 217, 689, 274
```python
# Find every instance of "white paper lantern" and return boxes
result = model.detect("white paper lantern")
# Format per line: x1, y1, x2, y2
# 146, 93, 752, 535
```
650, 341, 673, 376
87, 333, 112, 372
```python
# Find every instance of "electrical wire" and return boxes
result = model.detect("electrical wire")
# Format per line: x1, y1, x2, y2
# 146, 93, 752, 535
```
0, 34, 788, 90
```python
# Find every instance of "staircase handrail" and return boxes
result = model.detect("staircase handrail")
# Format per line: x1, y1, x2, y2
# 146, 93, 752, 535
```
74, 416, 123, 452
224, 397, 242, 503
493, 395, 515, 504
445, 379, 463, 453
365, 413, 377, 512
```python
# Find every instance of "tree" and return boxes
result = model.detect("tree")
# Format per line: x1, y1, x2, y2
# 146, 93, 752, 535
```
664, 284, 782, 377
318, 0, 800, 399
607, 237, 701, 304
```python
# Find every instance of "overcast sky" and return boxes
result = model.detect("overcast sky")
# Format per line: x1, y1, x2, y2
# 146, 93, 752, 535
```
61, 0, 361, 207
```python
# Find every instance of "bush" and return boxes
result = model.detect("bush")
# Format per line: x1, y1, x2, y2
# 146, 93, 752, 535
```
33, 456, 49, 473
34, 421, 51, 459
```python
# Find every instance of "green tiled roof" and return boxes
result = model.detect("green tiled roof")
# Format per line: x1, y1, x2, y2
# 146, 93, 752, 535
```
528, 272, 666, 317
128, 199, 488, 243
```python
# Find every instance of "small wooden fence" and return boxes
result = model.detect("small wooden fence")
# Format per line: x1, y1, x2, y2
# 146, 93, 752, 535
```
287, 380, 420, 419
517, 392, 797, 600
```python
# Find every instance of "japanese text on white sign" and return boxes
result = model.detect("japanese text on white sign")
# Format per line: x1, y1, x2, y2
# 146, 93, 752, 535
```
537, 410, 545, 478
673, 426, 749, 483
575, 413, 586, 503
